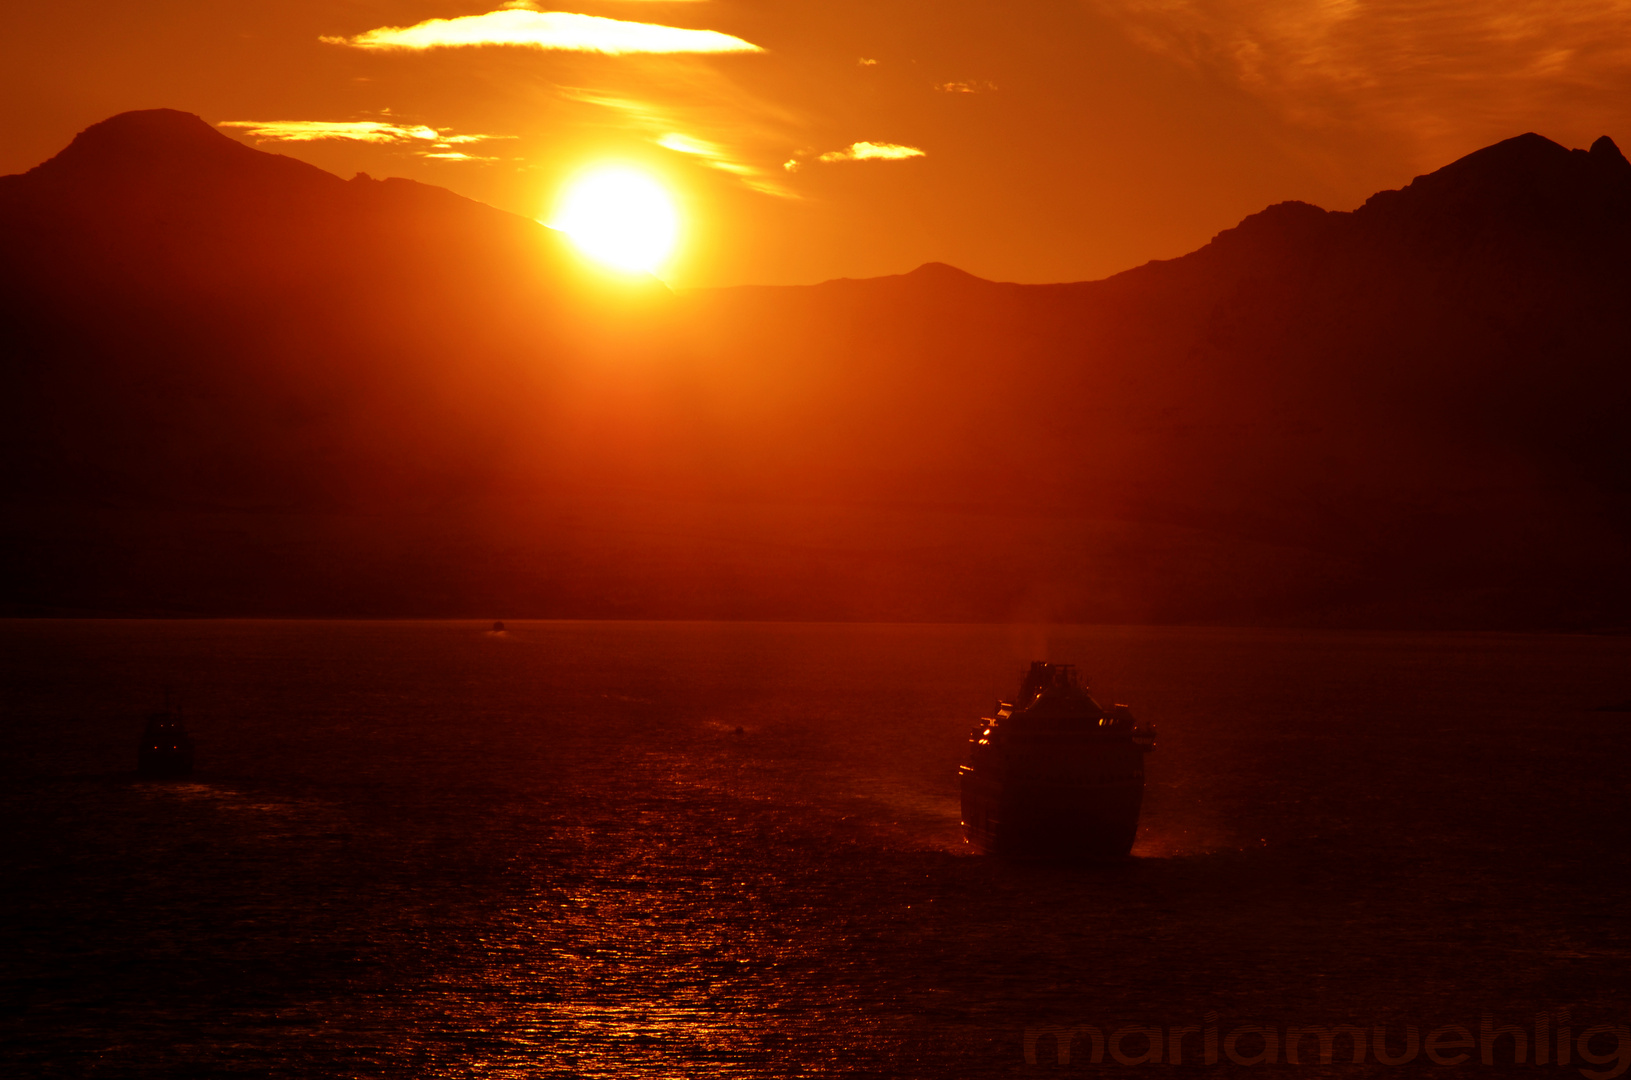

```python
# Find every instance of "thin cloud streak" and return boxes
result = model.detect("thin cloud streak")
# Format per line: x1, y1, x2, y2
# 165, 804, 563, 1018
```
559, 87, 796, 196
324, 7, 763, 55
657, 133, 719, 155
219, 120, 513, 161
655, 131, 755, 175
219, 120, 444, 144
815, 142, 926, 163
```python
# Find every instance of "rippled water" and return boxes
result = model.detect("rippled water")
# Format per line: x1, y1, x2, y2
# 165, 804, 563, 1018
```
4, 621, 1630, 1077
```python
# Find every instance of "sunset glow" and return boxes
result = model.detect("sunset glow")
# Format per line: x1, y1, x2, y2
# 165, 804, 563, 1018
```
8, 0, 1631, 1065
9, 0, 1631, 289
550, 166, 679, 274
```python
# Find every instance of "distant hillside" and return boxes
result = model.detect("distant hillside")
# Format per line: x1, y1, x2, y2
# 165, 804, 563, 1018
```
669, 133, 1631, 625
0, 108, 664, 513
3, 112, 1629, 626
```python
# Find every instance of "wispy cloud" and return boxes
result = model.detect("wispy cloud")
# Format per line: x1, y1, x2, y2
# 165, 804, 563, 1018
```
656, 131, 751, 174
314, 7, 792, 196
323, 4, 763, 55
783, 141, 926, 171
219, 120, 513, 160
220, 120, 443, 144
815, 141, 926, 163
1089, 0, 1631, 159
656, 132, 716, 155
937, 81, 996, 93
560, 87, 795, 195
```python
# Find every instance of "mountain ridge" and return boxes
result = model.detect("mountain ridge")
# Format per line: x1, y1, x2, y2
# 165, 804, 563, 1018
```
3, 112, 1629, 626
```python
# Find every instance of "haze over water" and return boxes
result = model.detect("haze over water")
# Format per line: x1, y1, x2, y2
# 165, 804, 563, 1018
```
4, 620, 1629, 1076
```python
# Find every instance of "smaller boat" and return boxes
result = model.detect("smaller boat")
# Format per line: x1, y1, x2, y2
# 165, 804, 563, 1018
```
959, 661, 1156, 859
137, 710, 195, 778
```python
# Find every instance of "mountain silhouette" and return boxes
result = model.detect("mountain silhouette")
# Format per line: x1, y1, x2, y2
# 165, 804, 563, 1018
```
671, 132, 1631, 625
3, 113, 1628, 625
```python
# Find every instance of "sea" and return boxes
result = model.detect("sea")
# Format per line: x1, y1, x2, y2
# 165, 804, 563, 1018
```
3, 620, 1629, 1078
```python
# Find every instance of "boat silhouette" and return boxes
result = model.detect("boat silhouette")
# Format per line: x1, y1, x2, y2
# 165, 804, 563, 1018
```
959, 661, 1155, 859
137, 709, 195, 778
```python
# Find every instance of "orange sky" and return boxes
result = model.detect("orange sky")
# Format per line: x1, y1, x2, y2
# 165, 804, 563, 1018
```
4, 0, 1630, 287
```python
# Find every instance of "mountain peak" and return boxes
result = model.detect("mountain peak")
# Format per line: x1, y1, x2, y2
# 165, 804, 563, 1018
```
1427, 131, 1570, 182
1355, 131, 1631, 239
1196, 199, 1333, 260
905, 262, 987, 283
77, 108, 221, 143
31, 109, 245, 172
1591, 134, 1630, 168
18, 108, 337, 199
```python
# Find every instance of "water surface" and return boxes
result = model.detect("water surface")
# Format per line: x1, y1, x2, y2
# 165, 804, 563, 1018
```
4, 621, 1629, 1076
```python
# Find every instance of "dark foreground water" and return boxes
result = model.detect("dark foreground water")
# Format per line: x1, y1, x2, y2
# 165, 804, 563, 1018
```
3, 621, 1629, 1078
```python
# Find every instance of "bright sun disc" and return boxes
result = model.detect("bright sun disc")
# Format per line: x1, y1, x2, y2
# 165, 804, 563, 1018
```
551, 166, 678, 274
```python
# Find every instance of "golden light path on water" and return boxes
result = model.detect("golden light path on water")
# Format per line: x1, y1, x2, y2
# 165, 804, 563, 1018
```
549, 165, 679, 275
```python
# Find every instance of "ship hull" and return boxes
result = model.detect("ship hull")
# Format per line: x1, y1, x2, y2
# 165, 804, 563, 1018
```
137, 745, 194, 778
960, 747, 1145, 860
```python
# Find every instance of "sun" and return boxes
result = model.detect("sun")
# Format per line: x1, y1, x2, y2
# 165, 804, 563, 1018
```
550, 165, 679, 275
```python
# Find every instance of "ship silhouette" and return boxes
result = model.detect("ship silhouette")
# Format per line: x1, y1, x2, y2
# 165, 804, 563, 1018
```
137, 709, 195, 778
960, 662, 1156, 859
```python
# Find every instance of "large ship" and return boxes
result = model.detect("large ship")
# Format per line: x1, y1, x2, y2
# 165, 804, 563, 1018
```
959, 661, 1155, 859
